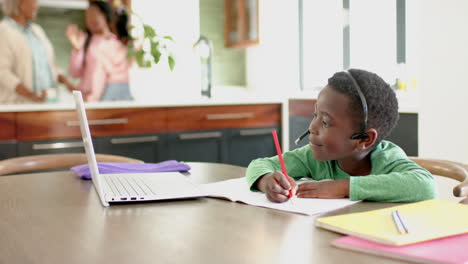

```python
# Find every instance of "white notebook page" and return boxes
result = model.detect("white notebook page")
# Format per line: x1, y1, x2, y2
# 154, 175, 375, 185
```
202, 177, 359, 216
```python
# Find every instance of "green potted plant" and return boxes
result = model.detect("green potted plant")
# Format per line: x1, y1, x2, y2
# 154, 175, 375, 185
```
127, 11, 176, 71
109, 0, 175, 70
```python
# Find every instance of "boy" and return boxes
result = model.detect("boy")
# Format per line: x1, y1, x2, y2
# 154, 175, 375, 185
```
246, 69, 437, 203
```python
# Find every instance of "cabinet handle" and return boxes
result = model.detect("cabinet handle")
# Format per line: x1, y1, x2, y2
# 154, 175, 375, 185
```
205, 113, 254, 120
179, 131, 222, 140
110, 136, 159, 144
66, 118, 129, 127
239, 128, 273, 136
32, 141, 84, 150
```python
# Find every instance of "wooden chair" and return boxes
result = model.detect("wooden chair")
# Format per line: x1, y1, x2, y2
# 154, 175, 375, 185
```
409, 157, 468, 204
0, 153, 144, 176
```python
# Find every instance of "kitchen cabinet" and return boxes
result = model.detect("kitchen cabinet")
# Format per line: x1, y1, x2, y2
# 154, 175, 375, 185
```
166, 104, 280, 165
166, 127, 279, 167
0, 142, 16, 160
227, 127, 279, 167
0, 113, 17, 159
4, 103, 282, 166
224, 0, 259, 48
0, 113, 16, 141
17, 138, 84, 156
15, 108, 166, 141
289, 99, 316, 150
386, 113, 418, 156
167, 130, 226, 163
95, 134, 166, 163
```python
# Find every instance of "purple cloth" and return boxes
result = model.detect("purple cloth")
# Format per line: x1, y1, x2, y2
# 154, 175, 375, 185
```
71, 160, 191, 180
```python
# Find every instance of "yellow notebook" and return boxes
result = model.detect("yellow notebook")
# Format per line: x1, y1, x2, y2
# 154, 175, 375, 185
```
315, 199, 468, 246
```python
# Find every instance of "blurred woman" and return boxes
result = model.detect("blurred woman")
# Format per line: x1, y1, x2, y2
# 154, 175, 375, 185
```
0, 0, 66, 103
65, 0, 132, 101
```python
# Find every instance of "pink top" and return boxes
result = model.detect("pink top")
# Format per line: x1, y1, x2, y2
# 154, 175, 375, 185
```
68, 34, 129, 102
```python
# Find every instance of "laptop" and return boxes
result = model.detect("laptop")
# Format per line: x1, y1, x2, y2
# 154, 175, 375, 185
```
72, 91, 206, 206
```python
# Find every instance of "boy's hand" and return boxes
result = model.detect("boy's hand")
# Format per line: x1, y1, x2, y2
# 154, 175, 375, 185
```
256, 172, 297, 203
296, 179, 349, 199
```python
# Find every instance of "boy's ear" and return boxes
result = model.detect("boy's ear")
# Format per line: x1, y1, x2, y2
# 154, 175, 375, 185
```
356, 128, 378, 151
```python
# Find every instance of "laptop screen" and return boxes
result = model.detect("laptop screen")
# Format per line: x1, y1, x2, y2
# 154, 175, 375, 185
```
73, 91, 110, 206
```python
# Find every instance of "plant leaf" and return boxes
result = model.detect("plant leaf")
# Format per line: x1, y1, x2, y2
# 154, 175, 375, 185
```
127, 45, 135, 59
135, 49, 145, 67
143, 24, 157, 39
168, 55, 175, 71
150, 41, 161, 64
163, 35, 174, 42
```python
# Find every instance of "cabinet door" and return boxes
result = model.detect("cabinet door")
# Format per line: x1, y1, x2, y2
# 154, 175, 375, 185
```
227, 127, 279, 167
0, 141, 17, 160
289, 115, 312, 150
17, 139, 85, 156
0, 113, 16, 141
94, 134, 167, 163
289, 99, 316, 151
386, 113, 418, 156
167, 130, 225, 163
224, 0, 259, 47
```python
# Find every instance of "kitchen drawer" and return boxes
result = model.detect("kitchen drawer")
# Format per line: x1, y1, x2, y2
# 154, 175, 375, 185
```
167, 104, 281, 132
17, 138, 85, 156
0, 113, 16, 140
16, 108, 167, 141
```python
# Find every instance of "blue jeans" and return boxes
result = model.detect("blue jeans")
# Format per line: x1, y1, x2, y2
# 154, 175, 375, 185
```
100, 83, 133, 101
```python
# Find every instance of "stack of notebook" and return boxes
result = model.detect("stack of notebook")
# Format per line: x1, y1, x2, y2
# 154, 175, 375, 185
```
315, 199, 468, 263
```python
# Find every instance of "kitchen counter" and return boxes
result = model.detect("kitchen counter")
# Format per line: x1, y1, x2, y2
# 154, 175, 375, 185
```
0, 89, 419, 113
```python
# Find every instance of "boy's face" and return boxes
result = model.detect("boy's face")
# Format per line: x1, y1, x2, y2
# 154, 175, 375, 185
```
308, 85, 359, 161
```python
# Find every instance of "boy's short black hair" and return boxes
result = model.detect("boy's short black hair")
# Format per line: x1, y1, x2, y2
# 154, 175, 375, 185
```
327, 69, 399, 143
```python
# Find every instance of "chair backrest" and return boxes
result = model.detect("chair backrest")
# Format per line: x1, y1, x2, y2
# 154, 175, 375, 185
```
409, 157, 468, 204
0, 153, 144, 176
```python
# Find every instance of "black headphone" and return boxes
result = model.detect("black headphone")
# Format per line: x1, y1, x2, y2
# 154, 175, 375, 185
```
344, 70, 369, 140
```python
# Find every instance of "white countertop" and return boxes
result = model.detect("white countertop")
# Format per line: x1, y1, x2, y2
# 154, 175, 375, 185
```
0, 95, 286, 112
0, 88, 419, 113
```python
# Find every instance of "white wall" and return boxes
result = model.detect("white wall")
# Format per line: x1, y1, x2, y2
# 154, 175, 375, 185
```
411, 0, 468, 163
130, 0, 201, 101
246, 0, 300, 96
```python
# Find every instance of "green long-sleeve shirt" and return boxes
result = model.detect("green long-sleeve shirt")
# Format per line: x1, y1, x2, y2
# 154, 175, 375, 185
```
246, 141, 437, 202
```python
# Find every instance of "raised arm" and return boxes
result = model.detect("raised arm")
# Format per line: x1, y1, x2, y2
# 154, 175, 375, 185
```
66, 25, 86, 78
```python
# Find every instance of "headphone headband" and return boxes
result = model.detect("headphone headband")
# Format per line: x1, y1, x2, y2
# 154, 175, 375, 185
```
344, 70, 369, 140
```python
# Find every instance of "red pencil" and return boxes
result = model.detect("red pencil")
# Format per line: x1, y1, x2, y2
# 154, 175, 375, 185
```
271, 129, 293, 198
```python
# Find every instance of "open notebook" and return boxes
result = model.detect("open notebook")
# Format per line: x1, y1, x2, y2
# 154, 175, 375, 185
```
201, 178, 359, 216
315, 199, 468, 246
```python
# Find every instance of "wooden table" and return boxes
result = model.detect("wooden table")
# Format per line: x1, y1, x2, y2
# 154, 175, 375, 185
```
0, 162, 459, 264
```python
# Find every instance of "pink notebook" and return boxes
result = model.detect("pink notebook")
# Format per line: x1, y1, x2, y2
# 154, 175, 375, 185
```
332, 234, 468, 264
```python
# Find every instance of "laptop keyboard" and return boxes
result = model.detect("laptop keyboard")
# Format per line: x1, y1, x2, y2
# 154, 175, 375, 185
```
101, 173, 200, 201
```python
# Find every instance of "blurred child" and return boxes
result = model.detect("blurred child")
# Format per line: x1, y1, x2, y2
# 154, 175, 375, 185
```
64, 0, 132, 101
246, 69, 437, 203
